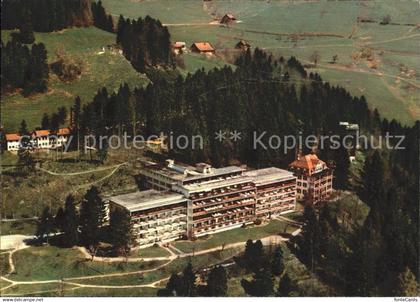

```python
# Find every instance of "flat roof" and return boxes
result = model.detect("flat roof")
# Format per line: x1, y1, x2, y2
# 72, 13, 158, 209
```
108, 190, 186, 212
142, 163, 244, 183
244, 167, 295, 185
179, 176, 253, 193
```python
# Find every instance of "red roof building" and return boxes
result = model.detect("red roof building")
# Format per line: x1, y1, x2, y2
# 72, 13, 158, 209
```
289, 154, 333, 203
190, 42, 215, 54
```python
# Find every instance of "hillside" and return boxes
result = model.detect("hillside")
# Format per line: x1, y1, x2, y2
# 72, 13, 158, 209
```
1, 27, 148, 132
102, 0, 420, 125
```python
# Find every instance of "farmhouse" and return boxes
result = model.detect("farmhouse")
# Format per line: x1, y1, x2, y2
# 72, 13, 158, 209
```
289, 154, 333, 203
171, 41, 186, 54
5, 133, 22, 151
220, 13, 236, 25
190, 42, 215, 54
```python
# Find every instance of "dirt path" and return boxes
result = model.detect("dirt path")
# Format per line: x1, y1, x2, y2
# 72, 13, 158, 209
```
36, 162, 128, 176
1, 232, 291, 294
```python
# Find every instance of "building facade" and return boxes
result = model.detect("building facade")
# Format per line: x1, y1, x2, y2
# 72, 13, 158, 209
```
106, 159, 300, 247
244, 168, 296, 219
4, 128, 70, 152
289, 154, 333, 203
108, 190, 189, 247
5, 134, 21, 151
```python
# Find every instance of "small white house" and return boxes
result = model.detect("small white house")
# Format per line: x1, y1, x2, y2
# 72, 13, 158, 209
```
6, 133, 21, 152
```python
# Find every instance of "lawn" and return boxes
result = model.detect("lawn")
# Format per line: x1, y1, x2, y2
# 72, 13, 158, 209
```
173, 219, 298, 253
132, 246, 171, 259
0, 253, 11, 276
9, 245, 165, 282
1, 27, 148, 132
71, 247, 242, 286
0, 220, 38, 236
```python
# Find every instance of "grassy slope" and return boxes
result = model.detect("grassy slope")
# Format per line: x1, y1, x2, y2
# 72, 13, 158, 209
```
1, 27, 148, 132
9, 245, 165, 282
102, 0, 420, 124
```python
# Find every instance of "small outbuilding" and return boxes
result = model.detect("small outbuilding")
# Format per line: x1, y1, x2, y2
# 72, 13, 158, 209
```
220, 13, 236, 25
172, 41, 186, 54
190, 42, 215, 54
235, 40, 251, 51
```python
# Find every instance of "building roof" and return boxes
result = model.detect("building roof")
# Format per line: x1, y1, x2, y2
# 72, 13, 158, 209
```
191, 42, 215, 52
33, 130, 50, 137
108, 190, 187, 213
6, 134, 21, 141
142, 161, 244, 184
172, 42, 186, 49
289, 154, 328, 175
244, 167, 295, 185
178, 176, 253, 194
58, 128, 70, 135
222, 13, 236, 20
33, 128, 70, 137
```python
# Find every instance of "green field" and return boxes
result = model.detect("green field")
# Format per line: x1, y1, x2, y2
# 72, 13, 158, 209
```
101, 0, 420, 124
1, 27, 148, 132
9, 245, 165, 282
132, 246, 171, 258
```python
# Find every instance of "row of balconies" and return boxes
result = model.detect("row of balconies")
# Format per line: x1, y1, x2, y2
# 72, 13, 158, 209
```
133, 213, 186, 226
190, 185, 255, 202
131, 205, 186, 219
193, 192, 255, 209
193, 199, 256, 217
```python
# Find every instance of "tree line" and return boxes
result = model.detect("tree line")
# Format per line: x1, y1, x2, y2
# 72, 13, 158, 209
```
36, 186, 134, 256
1, 0, 93, 32
91, 0, 114, 33
116, 15, 175, 72
1, 38, 49, 96
159, 240, 298, 297
66, 49, 384, 173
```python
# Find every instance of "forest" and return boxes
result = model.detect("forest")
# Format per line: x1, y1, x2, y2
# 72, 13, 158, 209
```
116, 15, 174, 72
1, 0, 93, 32
1, 39, 49, 96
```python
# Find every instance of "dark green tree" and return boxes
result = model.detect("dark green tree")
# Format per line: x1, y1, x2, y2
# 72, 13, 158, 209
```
206, 265, 228, 296
271, 246, 285, 276
276, 273, 295, 297
109, 208, 133, 255
79, 186, 104, 248
41, 113, 50, 129
241, 265, 275, 296
63, 194, 79, 247
36, 206, 54, 242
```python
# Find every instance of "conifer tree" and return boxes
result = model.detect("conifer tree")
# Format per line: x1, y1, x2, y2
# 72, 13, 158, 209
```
206, 266, 228, 296
36, 206, 54, 243
79, 186, 104, 248
109, 207, 133, 255
241, 265, 275, 296
63, 194, 79, 247
276, 273, 295, 297
271, 246, 285, 276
